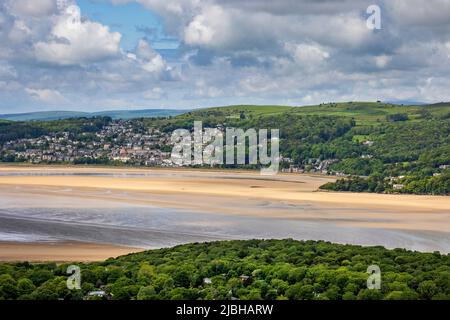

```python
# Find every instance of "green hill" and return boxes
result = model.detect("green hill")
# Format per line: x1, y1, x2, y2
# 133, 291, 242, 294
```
1, 102, 449, 194
148, 102, 449, 194
185, 101, 450, 125
0, 239, 449, 300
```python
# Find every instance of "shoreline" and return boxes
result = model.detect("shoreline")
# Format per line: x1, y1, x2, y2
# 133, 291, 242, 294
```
0, 163, 340, 178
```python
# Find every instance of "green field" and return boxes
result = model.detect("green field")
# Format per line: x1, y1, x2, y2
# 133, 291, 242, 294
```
188, 101, 450, 126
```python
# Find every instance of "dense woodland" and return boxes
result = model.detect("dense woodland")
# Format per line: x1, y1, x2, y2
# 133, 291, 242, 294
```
1, 102, 449, 194
0, 239, 449, 300
0, 117, 111, 145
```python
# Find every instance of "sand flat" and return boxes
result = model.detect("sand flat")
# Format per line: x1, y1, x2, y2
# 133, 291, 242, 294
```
0, 241, 143, 262
0, 165, 449, 259
0, 168, 448, 212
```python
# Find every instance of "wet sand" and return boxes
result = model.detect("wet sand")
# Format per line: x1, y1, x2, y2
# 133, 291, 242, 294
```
0, 165, 449, 259
0, 241, 143, 262
0, 166, 448, 216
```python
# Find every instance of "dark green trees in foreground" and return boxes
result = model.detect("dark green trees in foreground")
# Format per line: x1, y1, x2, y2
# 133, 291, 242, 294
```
0, 240, 449, 300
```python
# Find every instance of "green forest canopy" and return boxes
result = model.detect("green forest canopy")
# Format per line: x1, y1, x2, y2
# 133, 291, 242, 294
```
0, 239, 449, 300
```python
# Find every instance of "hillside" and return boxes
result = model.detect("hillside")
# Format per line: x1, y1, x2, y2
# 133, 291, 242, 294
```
146, 102, 450, 194
184, 102, 450, 126
0, 102, 449, 195
0, 239, 449, 300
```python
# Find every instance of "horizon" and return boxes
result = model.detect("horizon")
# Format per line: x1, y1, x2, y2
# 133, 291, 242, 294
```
0, 100, 439, 117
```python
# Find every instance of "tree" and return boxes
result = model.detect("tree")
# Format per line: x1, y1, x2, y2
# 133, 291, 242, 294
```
356, 289, 383, 300
16, 278, 35, 296
286, 284, 315, 300
418, 280, 438, 300
0, 274, 18, 299
137, 286, 157, 300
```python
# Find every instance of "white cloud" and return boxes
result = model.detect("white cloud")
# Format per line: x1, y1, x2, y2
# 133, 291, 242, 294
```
142, 56, 166, 73
143, 87, 165, 99
194, 80, 223, 98
25, 88, 67, 104
135, 39, 168, 74
184, 5, 230, 47
8, 19, 32, 43
285, 42, 330, 66
239, 74, 279, 93
374, 55, 392, 68
6, 0, 56, 18
34, 5, 121, 66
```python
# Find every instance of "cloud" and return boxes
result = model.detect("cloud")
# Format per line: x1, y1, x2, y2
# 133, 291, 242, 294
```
143, 87, 165, 99
25, 88, 67, 104
184, 5, 230, 47
34, 5, 121, 66
0, 63, 17, 79
132, 39, 178, 80
135, 39, 166, 73
374, 55, 392, 68
285, 42, 330, 67
1, 0, 450, 111
386, 0, 450, 27
5, 0, 57, 17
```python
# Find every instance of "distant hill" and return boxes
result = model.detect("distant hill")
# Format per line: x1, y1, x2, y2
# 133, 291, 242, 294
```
0, 109, 188, 121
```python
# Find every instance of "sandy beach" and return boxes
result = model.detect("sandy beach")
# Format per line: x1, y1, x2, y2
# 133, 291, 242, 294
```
0, 165, 448, 211
0, 241, 143, 262
0, 165, 449, 260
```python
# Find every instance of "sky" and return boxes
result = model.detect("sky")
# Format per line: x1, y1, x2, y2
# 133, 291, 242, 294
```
1, 0, 450, 113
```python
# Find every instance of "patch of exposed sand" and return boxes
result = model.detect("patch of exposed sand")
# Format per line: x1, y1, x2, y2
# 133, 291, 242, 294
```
0, 241, 143, 262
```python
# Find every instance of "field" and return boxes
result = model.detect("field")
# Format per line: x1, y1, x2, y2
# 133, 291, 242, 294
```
182, 102, 450, 126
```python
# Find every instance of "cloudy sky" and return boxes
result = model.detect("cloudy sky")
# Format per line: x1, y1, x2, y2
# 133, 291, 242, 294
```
1, 0, 450, 113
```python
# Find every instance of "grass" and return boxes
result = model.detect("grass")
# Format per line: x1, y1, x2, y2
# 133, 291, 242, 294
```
188, 102, 450, 127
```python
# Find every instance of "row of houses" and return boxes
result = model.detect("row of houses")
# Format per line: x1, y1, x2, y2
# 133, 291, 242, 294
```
1, 120, 174, 166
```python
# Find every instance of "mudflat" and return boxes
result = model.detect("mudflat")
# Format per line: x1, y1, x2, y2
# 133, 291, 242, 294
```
0, 165, 449, 260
